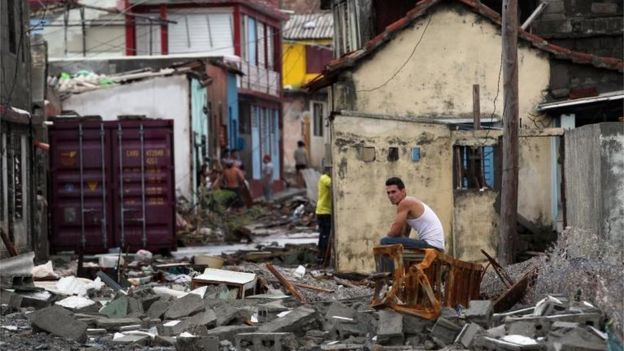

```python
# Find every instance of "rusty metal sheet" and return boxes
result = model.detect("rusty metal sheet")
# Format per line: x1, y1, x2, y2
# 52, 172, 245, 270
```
493, 268, 537, 313
371, 244, 484, 320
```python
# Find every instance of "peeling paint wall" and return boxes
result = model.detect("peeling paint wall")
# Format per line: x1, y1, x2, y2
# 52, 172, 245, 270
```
565, 123, 624, 243
331, 114, 453, 273
345, 4, 554, 227
452, 191, 498, 262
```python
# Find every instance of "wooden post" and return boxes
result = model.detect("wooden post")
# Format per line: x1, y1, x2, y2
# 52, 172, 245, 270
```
499, 0, 520, 265
473, 84, 481, 130
0, 228, 18, 257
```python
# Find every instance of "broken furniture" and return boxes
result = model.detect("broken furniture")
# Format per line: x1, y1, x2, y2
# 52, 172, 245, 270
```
191, 268, 257, 298
371, 244, 483, 320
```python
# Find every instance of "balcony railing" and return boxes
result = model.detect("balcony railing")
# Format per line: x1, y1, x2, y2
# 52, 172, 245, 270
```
238, 62, 280, 97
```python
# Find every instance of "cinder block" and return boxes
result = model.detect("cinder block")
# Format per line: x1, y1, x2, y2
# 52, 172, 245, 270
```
431, 317, 462, 346
235, 332, 297, 351
376, 309, 404, 345
456, 322, 485, 348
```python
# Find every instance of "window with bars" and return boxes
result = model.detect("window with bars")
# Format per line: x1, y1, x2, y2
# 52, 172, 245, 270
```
453, 145, 497, 190
333, 0, 361, 57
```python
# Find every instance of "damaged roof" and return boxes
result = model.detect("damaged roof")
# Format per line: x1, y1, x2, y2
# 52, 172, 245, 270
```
283, 12, 334, 40
307, 0, 624, 90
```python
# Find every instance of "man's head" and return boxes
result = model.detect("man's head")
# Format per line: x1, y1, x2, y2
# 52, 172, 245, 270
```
297, 140, 305, 147
385, 177, 406, 205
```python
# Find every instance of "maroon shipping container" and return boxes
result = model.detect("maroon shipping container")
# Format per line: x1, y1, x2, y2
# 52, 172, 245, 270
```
49, 119, 176, 254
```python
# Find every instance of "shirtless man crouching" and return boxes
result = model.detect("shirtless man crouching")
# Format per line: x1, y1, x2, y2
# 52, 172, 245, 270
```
380, 177, 445, 252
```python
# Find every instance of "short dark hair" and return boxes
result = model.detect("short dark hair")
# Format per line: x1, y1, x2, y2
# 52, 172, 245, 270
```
297, 141, 305, 147
385, 177, 405, 190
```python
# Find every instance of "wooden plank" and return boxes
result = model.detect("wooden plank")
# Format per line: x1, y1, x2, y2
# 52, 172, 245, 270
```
265, 263, 306, 304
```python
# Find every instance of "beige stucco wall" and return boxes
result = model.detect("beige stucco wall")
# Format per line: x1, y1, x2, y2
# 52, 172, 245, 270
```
283, 95, 328, 172
331, 114, 453, 273
346, 5, 554, 226
452, 191, 498, 262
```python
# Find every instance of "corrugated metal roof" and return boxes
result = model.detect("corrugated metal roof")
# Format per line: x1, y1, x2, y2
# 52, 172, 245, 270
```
283, 12, 333, 40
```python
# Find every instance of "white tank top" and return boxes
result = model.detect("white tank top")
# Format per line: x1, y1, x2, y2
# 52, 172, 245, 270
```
406, 202, 445, 251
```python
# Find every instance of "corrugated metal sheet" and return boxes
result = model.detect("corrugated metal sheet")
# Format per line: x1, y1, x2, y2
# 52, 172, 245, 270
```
283, 12, 333, 40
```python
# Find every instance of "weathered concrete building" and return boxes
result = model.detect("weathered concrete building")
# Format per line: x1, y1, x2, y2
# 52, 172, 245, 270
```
309, 0, 623, 273
1, 0, 37, 258
564, 122, 624, 246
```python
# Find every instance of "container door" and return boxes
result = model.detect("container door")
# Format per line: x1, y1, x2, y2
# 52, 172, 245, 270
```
110, 121, 175, 252
49, 122, 112, 253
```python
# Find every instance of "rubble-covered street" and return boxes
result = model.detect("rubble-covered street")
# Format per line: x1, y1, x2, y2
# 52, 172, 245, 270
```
2, 208, 622, 351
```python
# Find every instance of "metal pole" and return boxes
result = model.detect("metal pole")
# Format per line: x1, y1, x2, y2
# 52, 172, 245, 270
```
140, 124, 147, 248
118, 124, 125, 248
499, 0, 520, 265
80, 7, 86, 57
100, 124, 107, 249
79, 124, 86, 248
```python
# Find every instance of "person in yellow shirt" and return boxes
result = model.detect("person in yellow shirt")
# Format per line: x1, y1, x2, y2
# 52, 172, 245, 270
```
316, 165, 332, 263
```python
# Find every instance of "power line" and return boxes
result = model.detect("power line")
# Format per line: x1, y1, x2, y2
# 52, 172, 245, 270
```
356, 15, 431, 93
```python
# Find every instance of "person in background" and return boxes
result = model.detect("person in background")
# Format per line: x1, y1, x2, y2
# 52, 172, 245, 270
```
293, 141, 309, 187
221, 160, 244, 208
316, 165, 332, 263
262, 155, 273, 203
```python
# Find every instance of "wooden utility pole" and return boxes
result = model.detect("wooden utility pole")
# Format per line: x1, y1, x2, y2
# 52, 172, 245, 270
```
499, 0, 519, 265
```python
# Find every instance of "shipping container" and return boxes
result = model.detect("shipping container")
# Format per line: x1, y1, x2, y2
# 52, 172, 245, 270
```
49, 119, 176, 254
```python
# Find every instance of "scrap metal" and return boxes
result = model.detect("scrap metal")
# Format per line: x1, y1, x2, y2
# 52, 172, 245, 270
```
371, 244, 484, 320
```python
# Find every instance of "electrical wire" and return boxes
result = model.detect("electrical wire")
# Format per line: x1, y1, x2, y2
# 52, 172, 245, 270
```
356, 15, 432, 93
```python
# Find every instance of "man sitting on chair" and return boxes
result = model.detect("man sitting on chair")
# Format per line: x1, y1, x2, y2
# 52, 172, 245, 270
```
379, 177, 445, 252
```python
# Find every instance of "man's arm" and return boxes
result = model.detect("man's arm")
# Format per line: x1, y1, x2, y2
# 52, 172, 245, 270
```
387, 201, 409, 237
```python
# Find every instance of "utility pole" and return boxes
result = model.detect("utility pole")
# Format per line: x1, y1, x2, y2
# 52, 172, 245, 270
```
499, 0, 519, 265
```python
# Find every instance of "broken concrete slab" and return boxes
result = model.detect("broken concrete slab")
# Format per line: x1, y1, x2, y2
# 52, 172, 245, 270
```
112, 333, 150, 346
507, 319, 539, 338
204, 325, 258, 341
547, 326, 607, 351
185, 308, 217, 329
533, 296, 569, 316
456, 322, 485, 348
431, 317, 463, 346
146, 297, 171, 319
235, 332, 297, 350
153, 335, 177, 347
259, 306, 318, 336
126, 296, 144, 317
99, 296, 129, 318
176, 335, 220, 351
29, 305, 88, 342
377, 309, 404, 345
158, 320, 188, 336
95, 317, 143, 331
257, 300, 290, 323
164, 293, 205, 320
8, 290, 53, 310
208, 300, 247, 326
55, 295, 97, 313
473, 335, 544, 350
325, 302, 356, 320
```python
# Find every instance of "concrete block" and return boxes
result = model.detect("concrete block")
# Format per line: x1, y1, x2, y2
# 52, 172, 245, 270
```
403, 314, 434, 335
176, 335, 219, 351
146, 297, 171, 319
465, 300, 493, 328
507, 319, 540, 338
431, 317, 463, 346
325, 302, 356, 320
205, 325, 257, 341
165, 294, 205, 320
29, 305, 88, 342
376, 309, 404, 345
257, 300, 290, 323
235, 332, 297, 351
259, 306, 318, 336
126, 296, 144, 317
96, 317, 143, 331
10, 291, 53, 310
55, 296, 97, 313
456, 322, 485, 348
